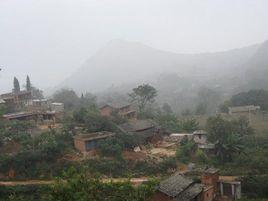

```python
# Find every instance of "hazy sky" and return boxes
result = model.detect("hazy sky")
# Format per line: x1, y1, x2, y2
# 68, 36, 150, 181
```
1, 0, 268, 92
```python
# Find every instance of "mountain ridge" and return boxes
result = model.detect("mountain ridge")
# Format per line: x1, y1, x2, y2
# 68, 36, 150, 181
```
57, 39, 264, 93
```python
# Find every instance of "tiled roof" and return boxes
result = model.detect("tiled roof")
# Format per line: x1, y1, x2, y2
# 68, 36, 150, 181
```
175, 183, 203, 201
159, 173, 203, 200
158, 173, 193, 197
119, 119, 156, 132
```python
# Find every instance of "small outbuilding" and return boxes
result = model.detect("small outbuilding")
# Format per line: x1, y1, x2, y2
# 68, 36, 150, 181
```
74, 131, 115, 156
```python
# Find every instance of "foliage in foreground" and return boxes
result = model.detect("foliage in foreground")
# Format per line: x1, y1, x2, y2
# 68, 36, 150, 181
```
49, 168, 158, 201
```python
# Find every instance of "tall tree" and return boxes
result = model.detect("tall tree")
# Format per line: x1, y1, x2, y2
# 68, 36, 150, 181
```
26, 75, 31, 91
129, 84, 157, 113
206, 115, 252, 163
53, 89, 80, 109
13, 77, 20, 93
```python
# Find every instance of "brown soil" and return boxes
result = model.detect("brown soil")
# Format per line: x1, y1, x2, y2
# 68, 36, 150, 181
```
123, 150, 147, 161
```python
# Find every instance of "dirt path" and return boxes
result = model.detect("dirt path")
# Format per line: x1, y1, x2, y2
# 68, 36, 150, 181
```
0, 178, 149, 187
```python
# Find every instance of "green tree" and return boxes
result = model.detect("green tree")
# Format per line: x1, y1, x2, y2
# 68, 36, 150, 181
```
155, 113, 181, 133
176, 138, 197, 163
26, 75, 31, 91
53, 89, 80, 110
49, 168, 158, 201
230, 89, 268, 110
161, 103, 173, 114
206, 115, 252, 163
13, 77, 20, 93
181, 118, 199, 132
195, 87, 221, 115
129, 84, 157, 113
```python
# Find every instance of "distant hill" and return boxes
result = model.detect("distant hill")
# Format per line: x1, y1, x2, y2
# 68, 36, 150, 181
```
57, 39, 260, 93
244, 40, 268, 90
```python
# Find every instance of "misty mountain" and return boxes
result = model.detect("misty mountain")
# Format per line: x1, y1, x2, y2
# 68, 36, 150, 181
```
244, 40, 268, 90
58, 39, 260, 94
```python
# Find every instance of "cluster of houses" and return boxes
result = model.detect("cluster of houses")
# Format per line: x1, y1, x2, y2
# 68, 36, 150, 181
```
152, 168, 241, 201
0, 91, 243, 201
73, 101, 218, 158
169, 130, 217, 156
0, 90, 64, 124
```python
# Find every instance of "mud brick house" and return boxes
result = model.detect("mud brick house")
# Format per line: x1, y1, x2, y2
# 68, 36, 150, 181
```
152, 173, 203, 201
99, 103, 136, 119
119, 119, 164, 144
74, 131, 115, 156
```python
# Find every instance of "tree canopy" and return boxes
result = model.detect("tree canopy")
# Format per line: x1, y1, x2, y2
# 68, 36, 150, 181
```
13, 77, 20, 93
26, 75, 31, 91
206, 115, 253, 163
129, 84, 157, 113
230, 89, 268, 111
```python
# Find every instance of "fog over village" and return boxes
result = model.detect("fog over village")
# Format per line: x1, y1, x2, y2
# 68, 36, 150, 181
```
0, 1, 268, 201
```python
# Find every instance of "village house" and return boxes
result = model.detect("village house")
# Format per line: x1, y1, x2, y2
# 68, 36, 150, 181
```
2, 111, 57, 123
26, 99, 50, 112
153, 168, 241, 201
152, 172, 204, 201
0, 90, 32, 107
169, 130, 207, 145
228, 105, 260, 115
74, 131, 115, 156
99, 103, 136, 119
119, 119, 164, 144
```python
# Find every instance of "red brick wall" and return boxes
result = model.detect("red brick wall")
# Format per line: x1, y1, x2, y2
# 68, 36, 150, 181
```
74, 139, 86, 153
151, 192, 173, 201
203, 187, 215, 201
201, 172, 219, 196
